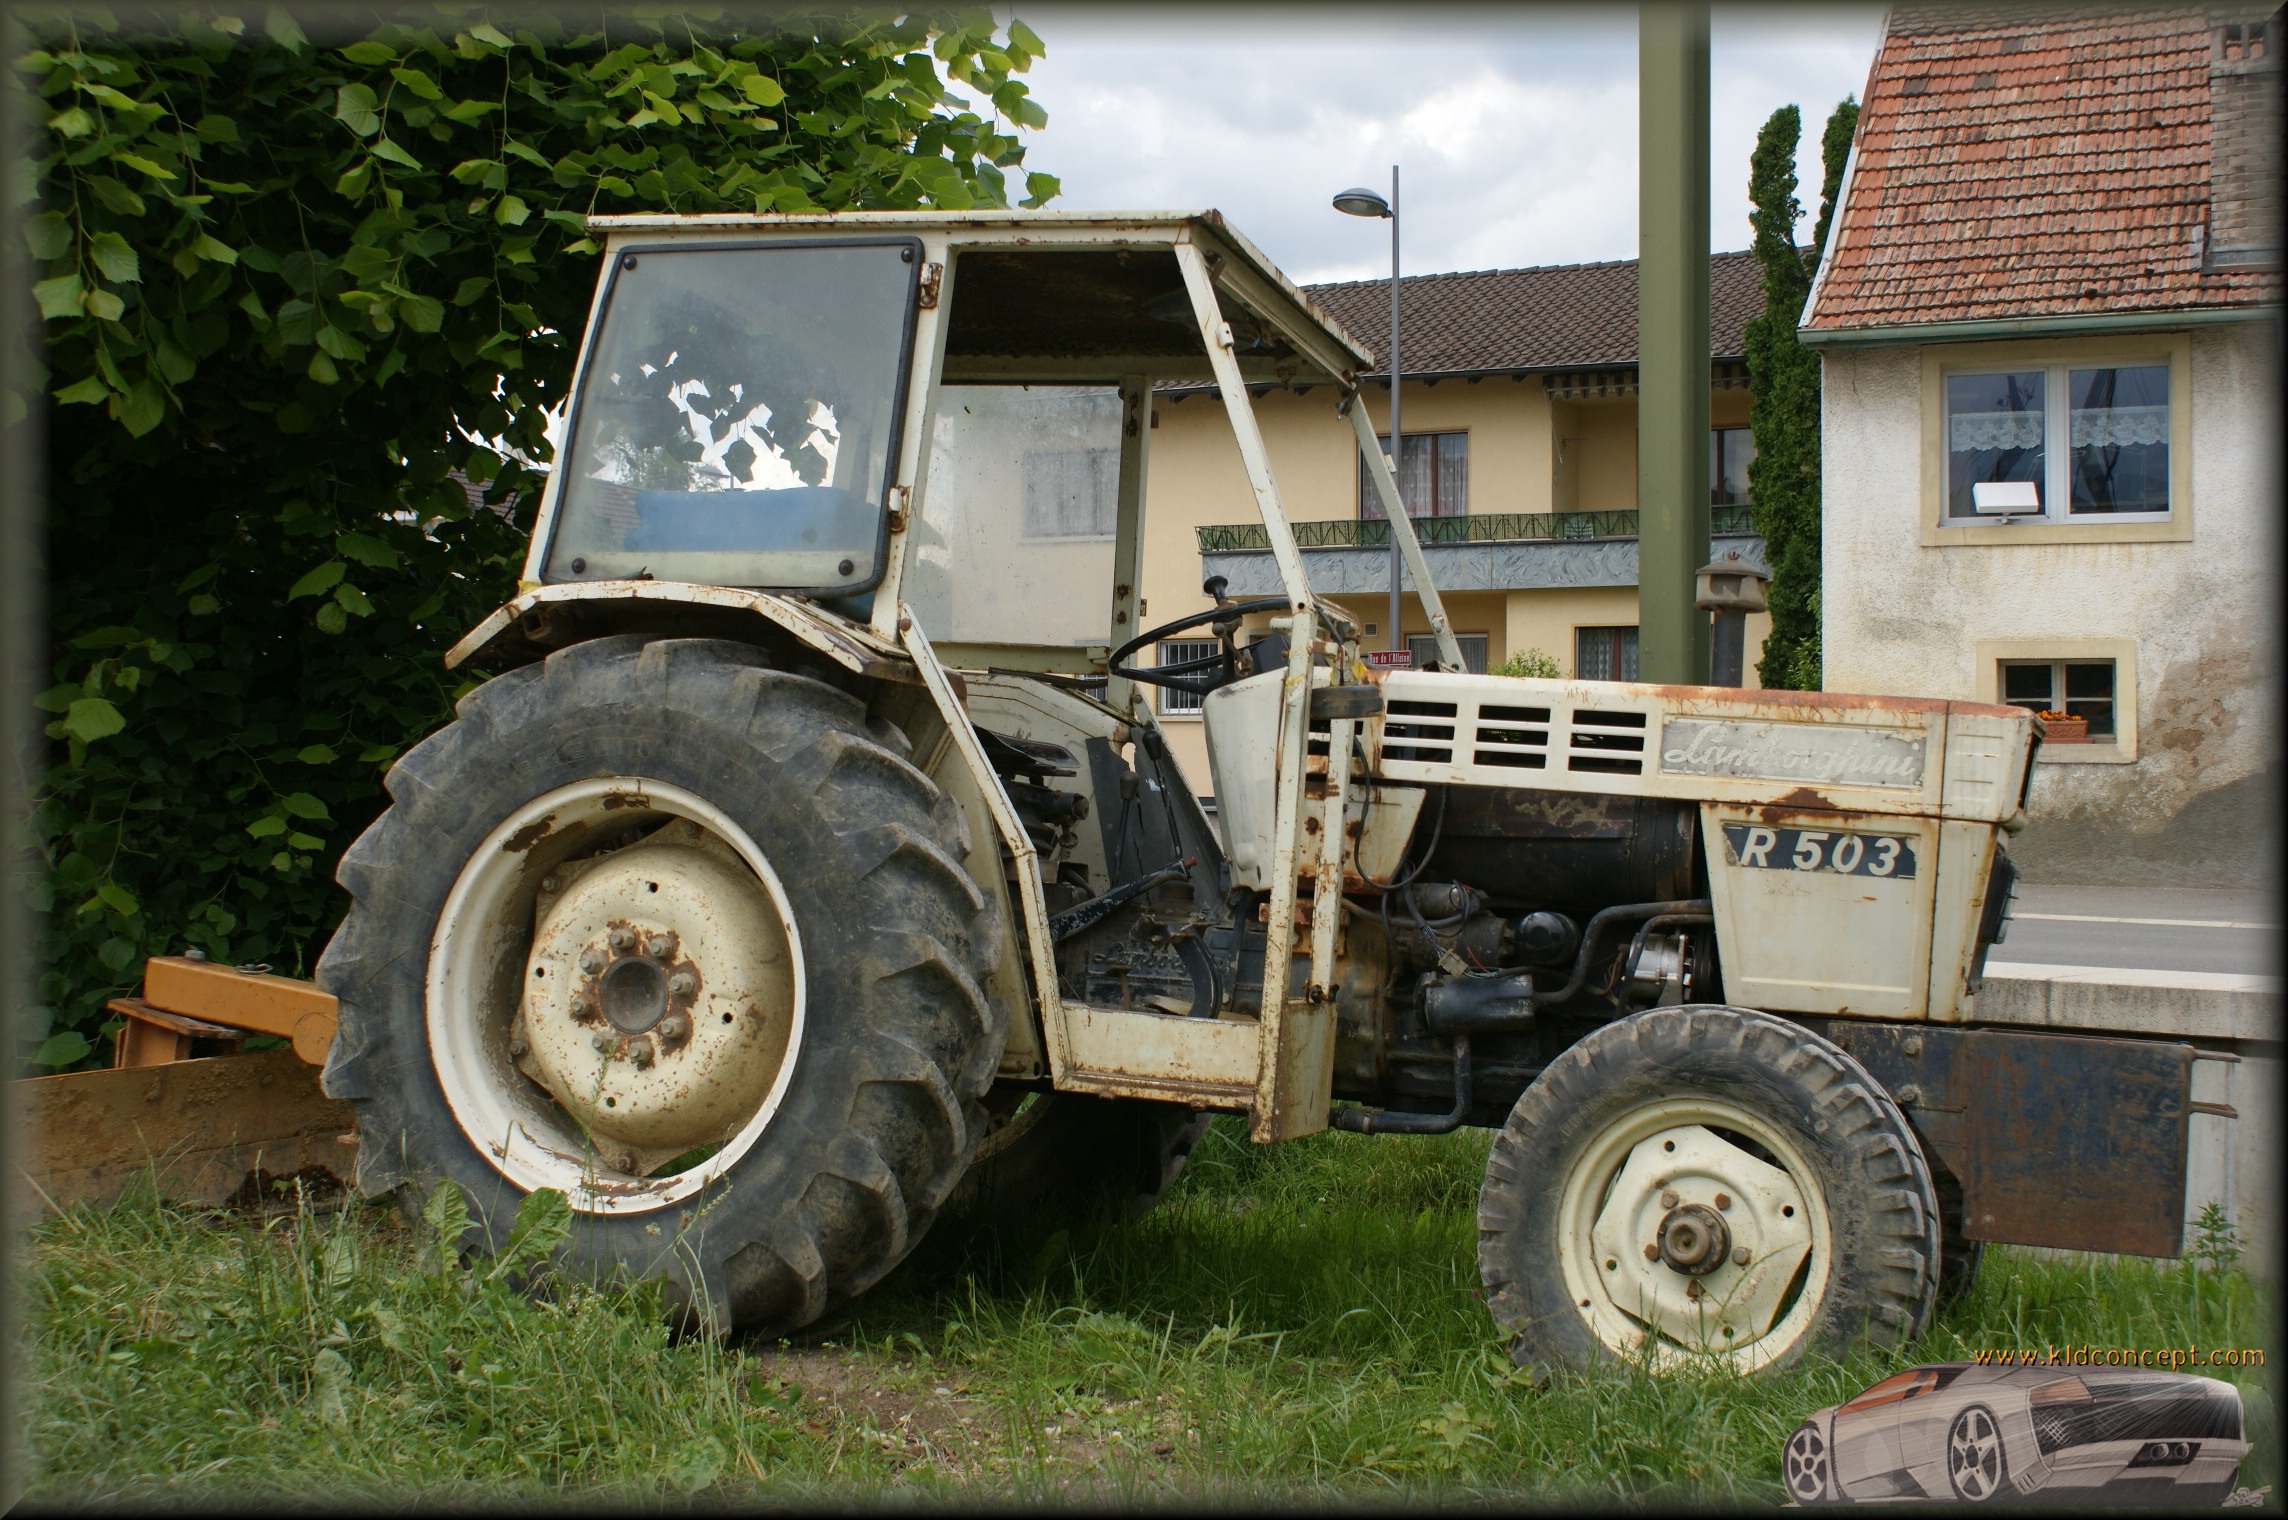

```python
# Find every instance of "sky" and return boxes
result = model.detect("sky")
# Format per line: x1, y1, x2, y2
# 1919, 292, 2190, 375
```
1006, 4, 1886, 286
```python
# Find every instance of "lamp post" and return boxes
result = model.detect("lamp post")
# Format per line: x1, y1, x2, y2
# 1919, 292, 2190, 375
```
1333, 168, 1402, 654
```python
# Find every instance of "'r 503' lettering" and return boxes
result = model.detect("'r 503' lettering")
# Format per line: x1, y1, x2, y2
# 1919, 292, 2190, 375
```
1721, 823, 1918, 879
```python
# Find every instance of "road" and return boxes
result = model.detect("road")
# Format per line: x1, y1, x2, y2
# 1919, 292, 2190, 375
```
1989, 884, 2280, 983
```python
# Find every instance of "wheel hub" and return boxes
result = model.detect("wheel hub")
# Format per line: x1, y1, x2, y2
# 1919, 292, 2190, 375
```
1656, 1201, 1732, 1275
519, 835, 795, 1171
1581, 1119, 1817, 1362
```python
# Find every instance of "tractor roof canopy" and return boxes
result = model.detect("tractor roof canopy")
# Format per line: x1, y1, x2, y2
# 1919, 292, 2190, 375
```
585, 210, 1373, 388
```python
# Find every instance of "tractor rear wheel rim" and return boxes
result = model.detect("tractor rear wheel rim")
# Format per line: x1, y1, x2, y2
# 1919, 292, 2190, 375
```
1557, 1095, 1833, 1373
427, 776, 807, 1215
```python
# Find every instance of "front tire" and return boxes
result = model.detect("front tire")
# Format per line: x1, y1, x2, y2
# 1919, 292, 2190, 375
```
318, 636, 1005, 1336
1477, 1005, 1940, 1375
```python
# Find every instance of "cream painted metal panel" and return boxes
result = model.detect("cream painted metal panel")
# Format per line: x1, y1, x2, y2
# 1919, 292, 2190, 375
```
1703, 802, 1939, 1018
1926, 819, 2003, 1022
1057, 1002, 1262, 1107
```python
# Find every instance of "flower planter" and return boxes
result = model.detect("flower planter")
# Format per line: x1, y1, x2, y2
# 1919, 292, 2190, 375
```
2040, 716, 2091, 744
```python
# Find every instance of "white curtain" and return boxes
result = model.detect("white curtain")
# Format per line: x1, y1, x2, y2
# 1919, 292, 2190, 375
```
1950, 412, 2043, 452
2071, 404, 2168, 449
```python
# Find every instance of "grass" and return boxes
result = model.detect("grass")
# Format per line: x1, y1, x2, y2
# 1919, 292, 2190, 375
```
18, 1118, 2279, 1505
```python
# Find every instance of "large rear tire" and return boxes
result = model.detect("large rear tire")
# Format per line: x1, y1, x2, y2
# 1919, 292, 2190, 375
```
317, 636, 1005, 1336
1477, 1005, 1940, 1376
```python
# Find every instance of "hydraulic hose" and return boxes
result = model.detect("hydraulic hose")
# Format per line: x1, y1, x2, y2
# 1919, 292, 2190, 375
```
1329, 1036, 1472, 1135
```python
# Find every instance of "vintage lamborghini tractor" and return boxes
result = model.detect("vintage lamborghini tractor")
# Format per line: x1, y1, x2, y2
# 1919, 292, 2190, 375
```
320, 210, 2192, 1376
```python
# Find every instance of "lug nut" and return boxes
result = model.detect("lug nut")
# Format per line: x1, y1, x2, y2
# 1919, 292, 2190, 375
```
667, 971, 696, 997
631, 1042, 654, 1069
579, 948, 605, 975
608, 927, 636, 952
1643, 1242, 1660, 1261
590, 1032, 612, 1052
1660, 1189, 1681, 1209
509, 1035, 529, 1057
646, 933, 673, 958
540, 873, 560, 893
1732, 1246, 1751, 1266
1714, 1192, 1732, 1211
658, 1013, 690, 1042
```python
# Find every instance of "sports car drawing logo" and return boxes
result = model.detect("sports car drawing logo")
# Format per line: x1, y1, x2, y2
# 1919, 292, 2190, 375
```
1782, 1363, 2247, 1505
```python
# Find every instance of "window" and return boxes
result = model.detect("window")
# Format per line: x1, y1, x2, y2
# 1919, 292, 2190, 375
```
1407, 633, 1489, 672
1156, 638, 1222, 715
2000, 659, 2117, 741
1357, 431, 1468, 518
1710, 427, 1755, 505
1945, 363, 2171, 521
1575, 626, 1639, 681
1022, 447, 1119, 538
1975, 638, 2138, 763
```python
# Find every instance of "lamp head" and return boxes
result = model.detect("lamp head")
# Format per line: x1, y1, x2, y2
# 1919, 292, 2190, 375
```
1332, 186, 1392, 218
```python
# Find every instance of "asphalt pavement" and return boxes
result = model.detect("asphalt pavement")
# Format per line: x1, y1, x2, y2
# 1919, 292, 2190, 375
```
1989, 884, 2281, 983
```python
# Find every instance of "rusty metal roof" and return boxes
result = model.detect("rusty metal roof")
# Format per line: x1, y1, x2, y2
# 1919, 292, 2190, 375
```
1804, 5, 2283, 336
1304, 250, 1768, 377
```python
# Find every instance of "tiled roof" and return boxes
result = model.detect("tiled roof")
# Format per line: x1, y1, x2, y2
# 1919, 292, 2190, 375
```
1304, 249, 1767, 376
1805, 5, 2281, 333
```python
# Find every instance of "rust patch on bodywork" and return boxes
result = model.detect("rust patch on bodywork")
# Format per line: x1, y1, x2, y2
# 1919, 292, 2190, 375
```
1760, 787, 1839, 821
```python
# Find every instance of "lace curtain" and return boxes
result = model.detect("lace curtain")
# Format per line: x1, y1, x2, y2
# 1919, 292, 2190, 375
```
2071, 404, 2168, 449
1950, 412, 2043, 453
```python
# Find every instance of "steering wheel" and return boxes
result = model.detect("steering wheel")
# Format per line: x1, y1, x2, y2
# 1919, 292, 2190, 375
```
1109, 596, 1293, 694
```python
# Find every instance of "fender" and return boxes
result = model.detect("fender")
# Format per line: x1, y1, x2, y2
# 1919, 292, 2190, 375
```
443, 580, 923, 686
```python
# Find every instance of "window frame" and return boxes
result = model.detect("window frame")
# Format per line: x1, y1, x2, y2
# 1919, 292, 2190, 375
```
1356, 429, 1469, 520
1974, 636, 2139, 764
1573, 624, 1640, 682
1710, 425, 1755, 506
1155, 637, 1224, 717
1919, 332, 2192, 547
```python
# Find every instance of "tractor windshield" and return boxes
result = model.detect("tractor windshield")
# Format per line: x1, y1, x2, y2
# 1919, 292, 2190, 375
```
542, 239, 920, 594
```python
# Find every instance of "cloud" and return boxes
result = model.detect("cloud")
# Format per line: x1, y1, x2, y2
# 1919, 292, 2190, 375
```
1009, 4, 1883, 283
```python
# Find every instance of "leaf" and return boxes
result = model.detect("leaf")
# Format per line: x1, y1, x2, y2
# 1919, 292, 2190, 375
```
332, 582, 374, 616
189, 234, 238, 265
113, 153, 177, 182
96, 883, 140, 917
336, 531, 398, 568
24, 211, 70, 260
35, 1032, 92, 1070
87, 176, 146, 216
469, 21, 512, 48
422, 1179, 474, 1274
306, 349, 339, 385
33, 275, 84, 320
246, 815, 287, 838
54, 376, 112, 406
333, 83, 381, 138
186, 594, 221, 615
397, 293, 444, 333
47, 106, 93, 138
61, 697, 125, 743
287, 560, 347, 600
740, 72, 786, 106
493, 194, 529, 226
286, 831, 326, 851
492, 1187, 571, 1280
263, 10, 309, 52
295, 744, 338, 764
314, 601, 348, 634
370, 137, 422, 169
98, 936, 139, 971
84, 289, 126, 323
88, 232, 140, 284
391, 66, 444, 100
340, 40, 397, 65
280, 792, 331, 821
117, 378, 166, 437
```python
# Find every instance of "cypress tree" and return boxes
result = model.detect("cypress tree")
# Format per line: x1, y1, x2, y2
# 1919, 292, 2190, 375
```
1744, 95, 1857, 690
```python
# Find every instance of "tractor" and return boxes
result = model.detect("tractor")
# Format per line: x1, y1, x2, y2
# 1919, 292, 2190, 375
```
318, 209, 2176, 1377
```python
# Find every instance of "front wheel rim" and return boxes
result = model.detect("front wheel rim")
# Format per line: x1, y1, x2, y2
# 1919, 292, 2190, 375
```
1555, 1095, 1834, 1373
427, 776, 809, 1215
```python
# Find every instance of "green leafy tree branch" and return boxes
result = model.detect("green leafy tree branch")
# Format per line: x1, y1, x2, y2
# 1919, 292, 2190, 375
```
16, 6, 1055, 1071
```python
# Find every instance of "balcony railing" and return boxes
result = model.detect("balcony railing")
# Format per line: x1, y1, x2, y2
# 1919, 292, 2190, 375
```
1196, 505, 1756, 553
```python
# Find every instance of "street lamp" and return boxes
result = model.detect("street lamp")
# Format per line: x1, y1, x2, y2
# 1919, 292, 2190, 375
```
1333, 168, 1402, 654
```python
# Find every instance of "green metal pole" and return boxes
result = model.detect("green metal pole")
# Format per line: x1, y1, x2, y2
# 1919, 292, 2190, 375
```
1636, 1, 1711, 684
